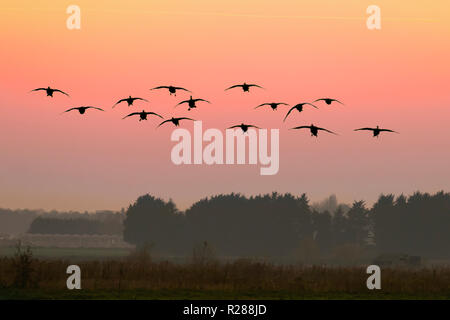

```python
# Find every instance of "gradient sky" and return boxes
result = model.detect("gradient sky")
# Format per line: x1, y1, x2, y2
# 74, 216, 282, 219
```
1, 1, 449, 211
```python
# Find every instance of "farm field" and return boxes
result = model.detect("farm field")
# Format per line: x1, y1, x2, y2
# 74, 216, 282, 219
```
1, 247, 449, 300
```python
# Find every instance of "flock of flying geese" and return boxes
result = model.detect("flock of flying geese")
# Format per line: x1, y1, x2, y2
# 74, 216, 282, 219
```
29, 84, 398, 137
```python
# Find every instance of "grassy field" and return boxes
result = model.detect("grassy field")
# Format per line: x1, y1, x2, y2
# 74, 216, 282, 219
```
1, 245, 450, 300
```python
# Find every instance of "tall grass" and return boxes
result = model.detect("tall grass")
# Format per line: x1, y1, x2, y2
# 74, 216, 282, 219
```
0, 247, 449, 296
11, 241, 36, 288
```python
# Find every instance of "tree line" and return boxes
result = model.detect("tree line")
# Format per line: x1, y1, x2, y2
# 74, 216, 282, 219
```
123, 191, 450, 258
25, 211, 124, 235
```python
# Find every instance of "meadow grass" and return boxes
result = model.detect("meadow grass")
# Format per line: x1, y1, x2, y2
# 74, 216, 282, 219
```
0, 247, 449, 300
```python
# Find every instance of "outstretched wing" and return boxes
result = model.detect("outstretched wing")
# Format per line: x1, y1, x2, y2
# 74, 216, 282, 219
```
290, 126, 311, 130
247, 125, 260, 129
194, 99, 211, 104
86, 106, 104, 111
145, 112, 164, 119
283, 106, 298, 122
53, 89, 70, 96
62, 107, 79, 113
177, 117, 195, 122
173, 87, 191, 92
157, 119, 173, 128
255, 103, 270, 109
225, 84, 242, 91
30, 88, 46, 92
175, 100, 189, 107
248, 84, 264, 89
379, 129, 399, 134
228, 125, 242, 129
304, 103, 319, 109
354, 128, 374, 131
122, 112, 140, 119
317, 127, 338, 135
330, 99, 344, 105
112, 99, 127, 108
133, 97, 149, 102
150, 86, 170, 90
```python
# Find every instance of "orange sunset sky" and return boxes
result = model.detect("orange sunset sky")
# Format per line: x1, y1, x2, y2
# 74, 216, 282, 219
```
0, 1, 449, 211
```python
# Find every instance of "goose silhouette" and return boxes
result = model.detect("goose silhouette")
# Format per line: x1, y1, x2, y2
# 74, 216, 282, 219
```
225, 83, 264, 93
255, 102, 289, 111
158, 117, 195, 128
150, 86, 191, 96
290, 124, 337, 137
175, 96, 211, 111
30, 86, 69, 97
113, 96, 148, 108
354, 126, 398, 137
228, 123, 260, 133
122, 110, 163, 121
314, 98, 344, 106
283, 103, 318, 122
62, 106, 104, 115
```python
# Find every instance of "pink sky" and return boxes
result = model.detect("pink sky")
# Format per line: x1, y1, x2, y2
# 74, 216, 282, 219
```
1, 1, 449, 211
